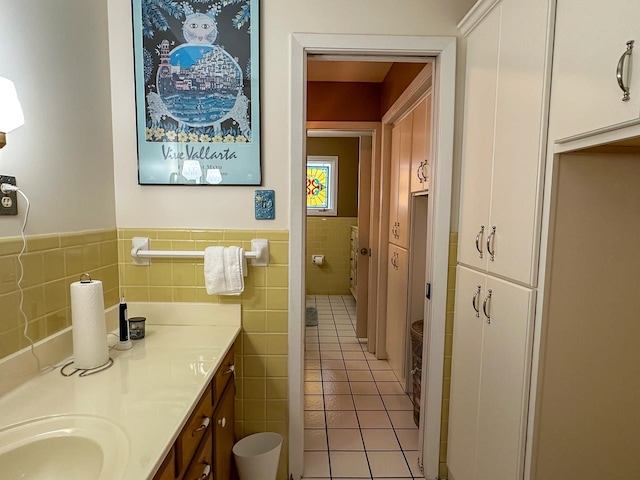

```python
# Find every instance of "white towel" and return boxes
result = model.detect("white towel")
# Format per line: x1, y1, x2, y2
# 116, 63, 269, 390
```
204, 246, 245, 295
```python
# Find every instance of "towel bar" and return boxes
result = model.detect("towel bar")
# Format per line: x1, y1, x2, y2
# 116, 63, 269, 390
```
131, 237, 269, 267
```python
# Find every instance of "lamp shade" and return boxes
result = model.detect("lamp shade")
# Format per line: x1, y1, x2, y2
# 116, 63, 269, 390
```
0, 77, 25, 133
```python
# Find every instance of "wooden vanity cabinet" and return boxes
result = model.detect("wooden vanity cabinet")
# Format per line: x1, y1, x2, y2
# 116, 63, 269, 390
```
152, 343, 236, 480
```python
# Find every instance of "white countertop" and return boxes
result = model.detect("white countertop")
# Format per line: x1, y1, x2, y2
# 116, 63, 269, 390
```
0, 303, 241, 480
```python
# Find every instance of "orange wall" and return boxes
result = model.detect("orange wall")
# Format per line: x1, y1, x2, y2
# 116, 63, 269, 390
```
307, 82, 381, 121
380, 63, 428, 115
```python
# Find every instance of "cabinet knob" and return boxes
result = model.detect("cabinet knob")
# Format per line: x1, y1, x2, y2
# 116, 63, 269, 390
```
360, 248, 368, 255
224, 364, 235, 376
218, 417, 227, 428
193, 416, 210, 435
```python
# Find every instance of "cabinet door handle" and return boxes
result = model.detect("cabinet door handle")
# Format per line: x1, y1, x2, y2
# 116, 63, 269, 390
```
475, 226, 485, 259
472, 285, 481, 318
417, 162, 424, 182
218, 417, 227, 428
224, 364, 235, 376
193, 416, 210, 435
486, 226, 496, 261
617, 40, 634, 101
421, 162, 428, 184
482, 289, 493, 324
197, 464, 212, 480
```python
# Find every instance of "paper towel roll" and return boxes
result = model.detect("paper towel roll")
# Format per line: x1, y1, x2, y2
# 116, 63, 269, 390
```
70, 279, 109, 369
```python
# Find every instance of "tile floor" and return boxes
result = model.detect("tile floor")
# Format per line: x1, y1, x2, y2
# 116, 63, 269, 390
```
303, 295, 423, 479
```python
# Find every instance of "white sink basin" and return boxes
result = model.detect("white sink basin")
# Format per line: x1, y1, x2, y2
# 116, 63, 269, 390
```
0, 414, 129, 480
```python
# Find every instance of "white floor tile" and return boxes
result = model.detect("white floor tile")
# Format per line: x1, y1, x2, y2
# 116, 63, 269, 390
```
330, 451, 371, 478
361, 428, 401, 451
306, 360, 321, 370
322, 359, 346, 370
357, 411, 393, 429
340, 344, 365, 351
368, 360, 393, 371
387, 410, 417, 429
303, 451, 330, 477
305, 394, 324, 411
305, 370, 322, 381
404, 451, 422, 477
326, 410, 359, 429
345, 360, 370, 370
348, 370, 374, 382
320, 351, 343, 360
322, 370, 349, 382
353, 395, 385, 411
304, 410, 326, 429
376, 382, 405, 395
349, 382, 378, 395
341, 351, 366, 360
381, 394, 414, 411
305, 351, 321, 359
305, 381, 323, 394
323, 381, 351, 394
395, 429, 419, 451
367, 451, 412, 478
305, 429, 328, 451
324, 394, 355, 411
328, 429, 365, 451
372, 370, 399, 382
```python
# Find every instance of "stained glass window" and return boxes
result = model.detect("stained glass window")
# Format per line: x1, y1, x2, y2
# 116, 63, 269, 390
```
306, 156, 338, 216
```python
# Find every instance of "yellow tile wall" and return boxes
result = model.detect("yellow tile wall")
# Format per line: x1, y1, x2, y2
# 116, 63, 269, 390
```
118, 228, 289, 480
0, 229, 119, 360
439, 231, 458, 480
306, 217, 357, 295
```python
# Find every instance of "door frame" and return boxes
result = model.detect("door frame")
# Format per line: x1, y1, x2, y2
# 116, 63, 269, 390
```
289, 33, 456, 480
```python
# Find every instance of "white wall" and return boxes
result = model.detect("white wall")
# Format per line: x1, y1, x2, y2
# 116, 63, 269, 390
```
0, 0, 116, 236
108, 0, 475, 230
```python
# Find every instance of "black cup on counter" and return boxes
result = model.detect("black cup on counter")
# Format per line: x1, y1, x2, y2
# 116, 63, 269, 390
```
128, 317, 146, 340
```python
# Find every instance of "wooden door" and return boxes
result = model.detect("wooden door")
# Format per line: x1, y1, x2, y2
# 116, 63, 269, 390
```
475, 275, 534, 480
550, 0, 640, 140
447, 266, 485, 480
457, 6, 500, 273
486, 0, 550, 286
385, 244, 408, 383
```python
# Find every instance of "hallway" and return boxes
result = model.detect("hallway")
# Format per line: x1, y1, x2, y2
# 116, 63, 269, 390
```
303, 295, 423, 479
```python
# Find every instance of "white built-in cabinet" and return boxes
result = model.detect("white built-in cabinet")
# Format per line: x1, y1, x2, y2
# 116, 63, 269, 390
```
410, 93, 432, 194
449, 0, 552, 478
388, 114, 412, 249
550, 0, 640, 141
457, 0, 550, 287
448, 266, 535, 480
385, 244, 409, 381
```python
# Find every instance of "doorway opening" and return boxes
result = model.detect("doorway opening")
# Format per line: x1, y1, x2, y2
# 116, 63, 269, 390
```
289, 33, 456, 480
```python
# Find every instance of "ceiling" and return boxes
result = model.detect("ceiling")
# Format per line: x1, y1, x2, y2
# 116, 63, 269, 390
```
307, 60, 394, 83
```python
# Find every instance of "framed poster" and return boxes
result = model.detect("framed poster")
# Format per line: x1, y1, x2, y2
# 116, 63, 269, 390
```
131, 0, 261, 185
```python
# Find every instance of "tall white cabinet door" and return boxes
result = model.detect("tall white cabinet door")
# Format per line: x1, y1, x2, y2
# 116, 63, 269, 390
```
487, 0, 551, 285
457, 7, 500, 272
388, 124, 401, 244
550, 0, 640, 141
447, 266, 485, 480
396, 114, 413, 249
385, 244, 409, 382
475, 276, 535, 480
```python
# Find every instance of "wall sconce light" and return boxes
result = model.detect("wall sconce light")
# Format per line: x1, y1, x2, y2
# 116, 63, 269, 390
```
0, 77, 25, 149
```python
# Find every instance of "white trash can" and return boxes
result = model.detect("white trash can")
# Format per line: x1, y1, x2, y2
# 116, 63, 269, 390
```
232, 432, 282, 480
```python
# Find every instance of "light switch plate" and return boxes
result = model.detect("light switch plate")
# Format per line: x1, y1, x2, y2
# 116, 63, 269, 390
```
0, 175, 17, 216
255, 190, 275, 220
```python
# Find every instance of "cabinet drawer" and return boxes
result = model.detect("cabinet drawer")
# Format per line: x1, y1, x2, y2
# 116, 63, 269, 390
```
182, 430, 213, 480
176, 387, 213, 477
153, 446, 176, 480
213, 346, 235, 408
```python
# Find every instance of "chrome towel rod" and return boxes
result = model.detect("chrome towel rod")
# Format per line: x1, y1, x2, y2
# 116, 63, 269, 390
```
130, 237, 270, 267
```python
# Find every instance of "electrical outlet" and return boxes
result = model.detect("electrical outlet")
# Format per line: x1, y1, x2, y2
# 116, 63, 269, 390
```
0, 175, 17, 216
255, 189, 275, 220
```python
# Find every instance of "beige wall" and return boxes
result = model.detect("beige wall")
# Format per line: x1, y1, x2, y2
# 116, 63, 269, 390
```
107, 0, 475, 230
